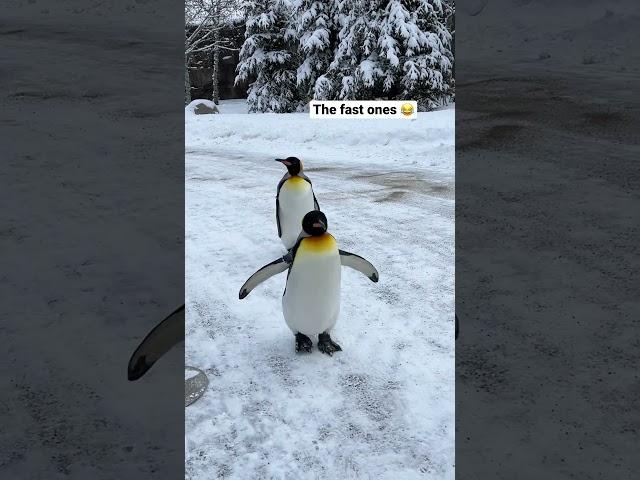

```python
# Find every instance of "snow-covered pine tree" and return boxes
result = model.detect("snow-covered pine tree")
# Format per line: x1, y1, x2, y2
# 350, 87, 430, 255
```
377, 0, 453, 109
327, 0, 386, 100
442, 0, 455, 101
236, 0, 300, 112
293, 0, 336, 101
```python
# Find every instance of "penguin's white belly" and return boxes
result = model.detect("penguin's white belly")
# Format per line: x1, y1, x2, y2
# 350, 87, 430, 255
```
278, 178, 315, 249
283, 240, 341, 337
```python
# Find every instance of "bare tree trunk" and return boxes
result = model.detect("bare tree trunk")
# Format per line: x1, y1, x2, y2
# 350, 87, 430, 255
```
185, 55, 192, 105
211, 31, 220, 105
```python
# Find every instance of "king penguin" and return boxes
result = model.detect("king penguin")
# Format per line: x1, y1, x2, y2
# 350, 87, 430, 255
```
275, 157, 319, 250
239, 210, 379, 355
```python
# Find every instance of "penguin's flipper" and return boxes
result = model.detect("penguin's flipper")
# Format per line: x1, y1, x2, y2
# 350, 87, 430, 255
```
339, 250, 379, 282
128, 304, 185, 381
299, 173, 319, 209
239, 253, 292, 299
275, 196, 282, 237
275, 174, 289, 238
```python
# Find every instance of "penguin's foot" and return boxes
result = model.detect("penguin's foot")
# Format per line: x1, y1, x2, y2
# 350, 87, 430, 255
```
295, 333, 313, 353
317, 332, 342, 356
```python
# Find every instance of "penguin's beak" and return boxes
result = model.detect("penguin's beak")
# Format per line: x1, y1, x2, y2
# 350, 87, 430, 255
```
275, 158, 291, 166
313, 220, 326, 230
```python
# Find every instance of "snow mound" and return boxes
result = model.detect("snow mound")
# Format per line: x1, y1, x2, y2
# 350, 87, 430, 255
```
186, 101, 454, 177
186, 99, 220, 115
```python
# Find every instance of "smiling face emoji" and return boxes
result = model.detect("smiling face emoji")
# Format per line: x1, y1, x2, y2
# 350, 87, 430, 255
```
401, 103, 415, 117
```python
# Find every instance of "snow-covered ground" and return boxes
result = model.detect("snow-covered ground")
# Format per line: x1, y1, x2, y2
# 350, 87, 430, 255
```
185, 101, 455, 479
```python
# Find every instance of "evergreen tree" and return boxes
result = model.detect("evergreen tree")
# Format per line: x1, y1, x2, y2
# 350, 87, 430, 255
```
321, 0, 453, 107
236, 0, 300, 112
236, 0, 455, 110
442, 0, 455, 101
377, 0, 453, 109
327, 0, 386, 100
293, 0, 335, 100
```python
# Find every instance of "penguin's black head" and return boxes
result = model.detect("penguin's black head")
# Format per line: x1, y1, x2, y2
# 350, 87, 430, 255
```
302, 210, 327, 237
276, 157, 303, 176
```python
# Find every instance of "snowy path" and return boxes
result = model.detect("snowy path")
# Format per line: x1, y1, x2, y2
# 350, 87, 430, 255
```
185, 108, 454, 479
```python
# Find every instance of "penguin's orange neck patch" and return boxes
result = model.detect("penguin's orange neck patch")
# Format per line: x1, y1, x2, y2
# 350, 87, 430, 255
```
284, 176, 309, 191
298, 234, 337, 254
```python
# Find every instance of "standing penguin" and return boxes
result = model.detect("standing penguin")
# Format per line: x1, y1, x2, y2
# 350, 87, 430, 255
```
275, 157, 320, 250
239, 210, 378, 355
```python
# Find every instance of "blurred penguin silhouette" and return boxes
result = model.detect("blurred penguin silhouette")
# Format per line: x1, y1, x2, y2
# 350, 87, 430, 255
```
128, 305, 185, 381
127, 305, 208, 406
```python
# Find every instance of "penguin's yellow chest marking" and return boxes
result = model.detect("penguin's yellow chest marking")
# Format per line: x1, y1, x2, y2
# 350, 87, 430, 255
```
283, 176, 310, 192
298, 234, 338, 256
